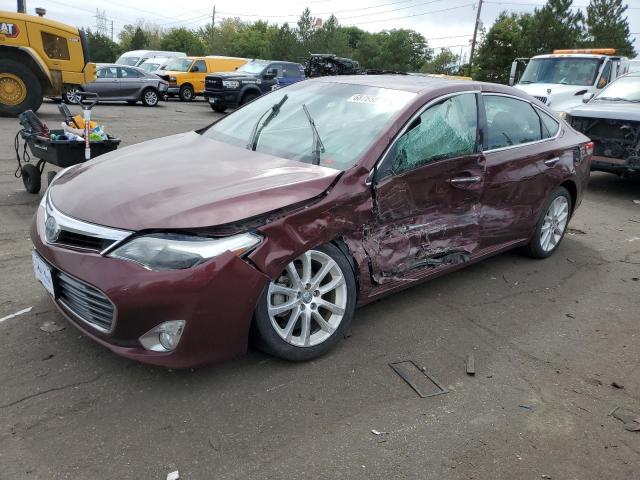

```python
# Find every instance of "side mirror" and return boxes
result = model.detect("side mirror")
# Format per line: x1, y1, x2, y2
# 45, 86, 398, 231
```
508, 61, 517, 86
191, 65, 199, 72
263, 69, 277, 79
582, 92, 595, 103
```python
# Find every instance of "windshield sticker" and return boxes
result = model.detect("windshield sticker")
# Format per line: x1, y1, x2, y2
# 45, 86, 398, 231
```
347, 94, 389, 104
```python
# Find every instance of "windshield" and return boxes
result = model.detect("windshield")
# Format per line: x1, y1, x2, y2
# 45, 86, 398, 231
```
595, 75, 640, 102
165, 58, 194, 72
520, 57, 602, 86
237, 61, 269, 74
117, 55, 139, 66
140, 62, 160, 72
203, 81, 416, 171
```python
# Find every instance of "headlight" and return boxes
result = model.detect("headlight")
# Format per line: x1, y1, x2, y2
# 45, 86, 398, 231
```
107, 232, 261, 271
222, 80, 240, 89
169, 76, 176, 82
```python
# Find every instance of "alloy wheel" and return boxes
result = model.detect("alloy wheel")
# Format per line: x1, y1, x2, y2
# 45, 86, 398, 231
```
64, 88, 81, 104
540, 195, 569, 252
144, 90, 158, 106
267, 250, 348, 348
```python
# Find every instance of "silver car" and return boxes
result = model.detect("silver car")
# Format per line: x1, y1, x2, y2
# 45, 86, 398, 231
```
64, 64, 169, 107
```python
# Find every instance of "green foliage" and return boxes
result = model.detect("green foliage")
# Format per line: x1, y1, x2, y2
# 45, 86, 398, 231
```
160, 28, 205, 56
85, 29, 121, 63
585, 0, 635, 57
474, 0, 636, 83
422, 48, 461, 75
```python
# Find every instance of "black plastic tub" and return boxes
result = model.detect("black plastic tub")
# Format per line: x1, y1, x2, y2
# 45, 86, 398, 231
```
21, 129, 121, 168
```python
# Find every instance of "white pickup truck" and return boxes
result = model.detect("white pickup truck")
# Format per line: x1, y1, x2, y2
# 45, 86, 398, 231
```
510, 49, 630, 116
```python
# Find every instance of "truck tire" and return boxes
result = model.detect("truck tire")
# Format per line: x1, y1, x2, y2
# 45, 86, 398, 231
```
179, 84, 194, 102
240, 91, 258, 105
210, 104, 226, 113
0, 59, 43, 117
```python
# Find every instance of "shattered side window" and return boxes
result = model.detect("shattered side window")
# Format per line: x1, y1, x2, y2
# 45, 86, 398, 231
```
391, 93, 477, 174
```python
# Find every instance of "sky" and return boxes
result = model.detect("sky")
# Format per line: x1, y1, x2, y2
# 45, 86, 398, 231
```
2, 0, 638, 60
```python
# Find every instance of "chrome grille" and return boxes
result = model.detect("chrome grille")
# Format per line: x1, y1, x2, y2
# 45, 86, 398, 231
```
57, 271, 114, 332
533, 95, 548, 104
56, 230, 115, 252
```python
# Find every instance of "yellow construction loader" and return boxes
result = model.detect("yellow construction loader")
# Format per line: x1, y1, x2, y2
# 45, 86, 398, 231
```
0, 11, 96, 116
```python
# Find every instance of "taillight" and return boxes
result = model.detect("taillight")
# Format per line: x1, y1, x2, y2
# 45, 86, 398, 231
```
585, 141, 594, 157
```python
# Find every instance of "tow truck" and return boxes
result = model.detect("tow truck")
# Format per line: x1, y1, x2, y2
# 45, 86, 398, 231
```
509, 49, 630, 117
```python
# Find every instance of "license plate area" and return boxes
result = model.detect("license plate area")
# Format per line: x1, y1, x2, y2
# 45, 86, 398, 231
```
32, 251, 56, 297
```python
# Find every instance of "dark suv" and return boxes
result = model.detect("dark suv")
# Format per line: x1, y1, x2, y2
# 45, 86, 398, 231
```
204, 60, 305, 112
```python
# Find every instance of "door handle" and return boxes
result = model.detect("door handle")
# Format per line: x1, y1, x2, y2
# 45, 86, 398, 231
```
544, 156, 560, 166
449, 175, 481, 185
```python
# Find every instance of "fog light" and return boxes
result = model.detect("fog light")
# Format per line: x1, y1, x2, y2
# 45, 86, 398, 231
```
139, 320, 185, 352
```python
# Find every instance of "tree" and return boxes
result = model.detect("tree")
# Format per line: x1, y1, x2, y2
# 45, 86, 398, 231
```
119, 21, 163, 51
475, 12, 529, 83
297, 8, 315, 52
422, 48, 460, 74
375, 29, 432, 71
522, 0, 584, 54
160, 28, 205, 56
86, 30, 121, 63
585, 0, 635, 57
269, 23, 301, 61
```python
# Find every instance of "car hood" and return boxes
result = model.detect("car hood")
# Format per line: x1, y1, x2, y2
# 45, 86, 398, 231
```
515, 83, 592, 112
49, 132, 340, 231
568, 102, 640, 121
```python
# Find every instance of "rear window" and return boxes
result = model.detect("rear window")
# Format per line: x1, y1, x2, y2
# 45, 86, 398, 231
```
484, 95, 542, 150
538, 108, 560, 139
42, 32, 69, 60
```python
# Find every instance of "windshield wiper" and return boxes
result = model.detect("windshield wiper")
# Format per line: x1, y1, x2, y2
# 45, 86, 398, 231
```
246, 94, 288, 151
302, 104, 325, 166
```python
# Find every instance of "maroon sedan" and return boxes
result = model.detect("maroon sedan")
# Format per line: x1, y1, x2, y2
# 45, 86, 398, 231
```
31, 76, 593, 368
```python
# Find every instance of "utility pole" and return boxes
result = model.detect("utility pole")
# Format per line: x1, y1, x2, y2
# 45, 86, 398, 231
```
111, 20, 114, 41
467, 0, 483, 78
17, 0, 26, 13
211, 4, 216, 29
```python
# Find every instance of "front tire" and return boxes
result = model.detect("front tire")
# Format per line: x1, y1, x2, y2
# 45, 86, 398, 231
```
524, 186, 572, 258
0, 59, 43, 116
141, 88, 159, 107
253, 243, 356, 361
240, 92, 258, 105
179, 84, 194, 102
210, 104, 226, 113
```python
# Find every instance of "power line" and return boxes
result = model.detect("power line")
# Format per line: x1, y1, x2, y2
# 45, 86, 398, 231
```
339, 0, 451, 20
347, 3, 475, 26
484, 1, 638, 8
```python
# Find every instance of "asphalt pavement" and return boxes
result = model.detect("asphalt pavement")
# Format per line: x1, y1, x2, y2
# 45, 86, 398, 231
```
0, 99, 638, 480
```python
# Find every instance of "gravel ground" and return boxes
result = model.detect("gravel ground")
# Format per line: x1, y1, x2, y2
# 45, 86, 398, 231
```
0, 99, 638, 480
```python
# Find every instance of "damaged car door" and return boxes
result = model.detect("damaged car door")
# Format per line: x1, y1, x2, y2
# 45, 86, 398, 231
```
366, 91, 484, 282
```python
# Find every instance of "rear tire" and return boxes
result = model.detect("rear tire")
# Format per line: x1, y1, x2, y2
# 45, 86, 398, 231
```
179, 84, 194, 102
253, 243, 357, 361
524, 186, 572, 259
0, 59, 43, 117
63, 86, 82, 105
210, 104, 226, 113
141, 88, 159, 107
21, 164, 41, 194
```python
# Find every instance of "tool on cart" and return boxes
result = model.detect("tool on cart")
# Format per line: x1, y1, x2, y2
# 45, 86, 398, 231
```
14, 94, 120, 194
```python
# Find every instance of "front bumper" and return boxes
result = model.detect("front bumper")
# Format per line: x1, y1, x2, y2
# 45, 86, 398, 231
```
167, 86, 180, 95
30, 205, 269, 368
158, 83, 169, 93
204, 89, 240, 108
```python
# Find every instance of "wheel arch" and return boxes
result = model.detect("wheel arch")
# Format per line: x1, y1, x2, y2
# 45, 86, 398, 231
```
0, 46, 52, 91
240, 85, 261, 101
559, 179, 577, 214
